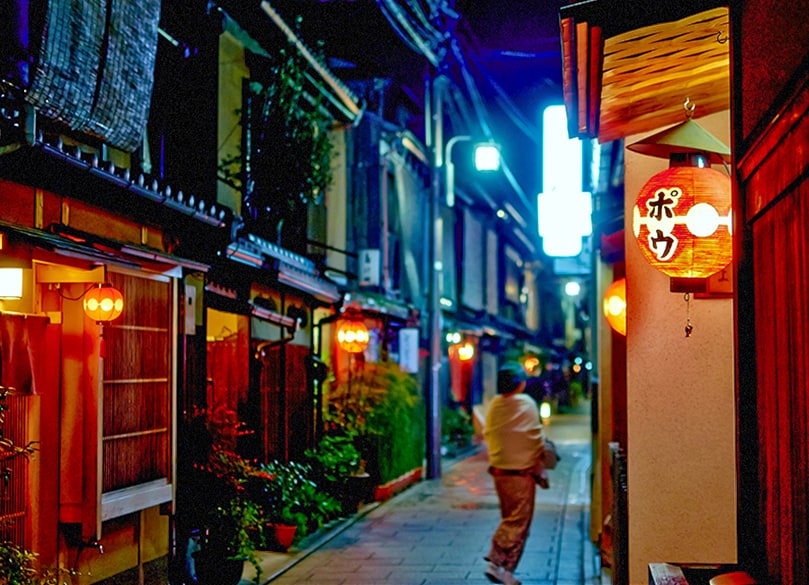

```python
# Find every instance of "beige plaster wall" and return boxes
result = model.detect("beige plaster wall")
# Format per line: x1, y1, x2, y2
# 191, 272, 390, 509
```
624, 111, 737, 583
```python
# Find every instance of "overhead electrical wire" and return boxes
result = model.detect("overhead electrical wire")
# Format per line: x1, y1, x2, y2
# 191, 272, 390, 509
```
374, 0, 537, 221
377, 0, 442, 66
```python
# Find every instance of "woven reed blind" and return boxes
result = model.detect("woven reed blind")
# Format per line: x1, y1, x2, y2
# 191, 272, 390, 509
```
25, 0, 160, 152
102, 272, 171, 492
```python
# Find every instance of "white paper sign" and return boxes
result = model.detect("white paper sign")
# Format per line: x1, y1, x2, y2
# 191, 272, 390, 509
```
398, 328, 420, 373
359, 249, 381, 287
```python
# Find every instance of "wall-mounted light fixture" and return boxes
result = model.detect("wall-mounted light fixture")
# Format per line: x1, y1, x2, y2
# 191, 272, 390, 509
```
0, 268, 23, 299
83, 283, 124, 322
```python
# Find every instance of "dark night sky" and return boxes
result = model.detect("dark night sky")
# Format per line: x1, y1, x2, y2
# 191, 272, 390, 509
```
274, 1, 569, 216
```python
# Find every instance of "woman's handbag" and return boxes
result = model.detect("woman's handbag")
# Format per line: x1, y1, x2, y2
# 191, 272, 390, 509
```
542, 439, 560, 470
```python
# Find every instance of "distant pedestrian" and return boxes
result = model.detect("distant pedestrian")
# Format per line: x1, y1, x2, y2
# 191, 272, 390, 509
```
483, 362, 549, 585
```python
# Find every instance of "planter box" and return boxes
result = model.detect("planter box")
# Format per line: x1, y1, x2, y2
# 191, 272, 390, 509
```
374, 467, 423, 502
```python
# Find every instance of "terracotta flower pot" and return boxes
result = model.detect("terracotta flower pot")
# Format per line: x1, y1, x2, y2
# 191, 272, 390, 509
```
266, 523, 297, 552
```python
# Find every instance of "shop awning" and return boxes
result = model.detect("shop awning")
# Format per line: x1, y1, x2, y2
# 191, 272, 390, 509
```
0, 220, 209, 276
224, 234, 341, 305
342, 291, 413, 321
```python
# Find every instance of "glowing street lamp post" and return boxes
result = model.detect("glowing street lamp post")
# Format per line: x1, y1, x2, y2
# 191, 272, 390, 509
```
427, 103, 501, 478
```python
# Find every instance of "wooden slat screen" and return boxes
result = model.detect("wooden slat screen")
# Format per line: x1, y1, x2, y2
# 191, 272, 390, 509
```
102, 273, 172, 493
258, 343, 311, 462
0, 392, 27, 544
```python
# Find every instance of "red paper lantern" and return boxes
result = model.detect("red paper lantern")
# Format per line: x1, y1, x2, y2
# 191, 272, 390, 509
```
603, 278, 626, 336
456, 342, 475, 361
83, 283, 124, 322
632, 166, 731, 278
337, 320, 369, 353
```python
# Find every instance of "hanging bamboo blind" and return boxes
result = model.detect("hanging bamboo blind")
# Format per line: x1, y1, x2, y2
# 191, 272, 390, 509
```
598, 7, 730, 143
102, 272, 171, 492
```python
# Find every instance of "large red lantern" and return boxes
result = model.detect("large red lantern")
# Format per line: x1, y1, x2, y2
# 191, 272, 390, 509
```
632, 165, 731, 279
337, 320, 369, 353
83, 283, 124, 322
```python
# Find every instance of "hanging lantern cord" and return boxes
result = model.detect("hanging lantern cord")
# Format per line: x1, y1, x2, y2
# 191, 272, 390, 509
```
684, 293, 693, 337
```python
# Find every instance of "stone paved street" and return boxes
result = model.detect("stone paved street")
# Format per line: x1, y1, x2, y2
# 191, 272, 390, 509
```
245, 411, 601, 585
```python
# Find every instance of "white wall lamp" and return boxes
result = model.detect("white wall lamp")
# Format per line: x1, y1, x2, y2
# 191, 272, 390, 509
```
445, 136, 501, 207
0, 268, 23, 299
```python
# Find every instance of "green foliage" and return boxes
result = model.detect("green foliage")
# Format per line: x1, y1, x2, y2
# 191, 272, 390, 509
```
217, 35, 335, 246
192, 448, 263, 582
1, 387, 73, 585
0, 542, 76, 585
305, 433, 363, 484
441, 406, 474, 444
304, 433, 366, 516
256, 460, 340, 540
326, 361, 424, 485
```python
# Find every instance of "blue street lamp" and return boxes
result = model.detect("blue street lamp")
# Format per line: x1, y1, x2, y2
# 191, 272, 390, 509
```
445, 135, 501, 207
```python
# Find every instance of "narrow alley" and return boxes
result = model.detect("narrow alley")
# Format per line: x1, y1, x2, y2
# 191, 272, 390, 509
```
244, 410, 601, 585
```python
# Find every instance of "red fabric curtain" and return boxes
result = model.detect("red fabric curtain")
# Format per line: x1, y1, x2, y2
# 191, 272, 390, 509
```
753, 181, 809, 585
0, 313, 49, 394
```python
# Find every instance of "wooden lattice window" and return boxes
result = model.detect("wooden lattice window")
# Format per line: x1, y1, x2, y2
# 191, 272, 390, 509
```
100, 271, 174, 520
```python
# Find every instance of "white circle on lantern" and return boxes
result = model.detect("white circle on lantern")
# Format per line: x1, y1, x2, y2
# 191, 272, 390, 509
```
685, 202, 721, 237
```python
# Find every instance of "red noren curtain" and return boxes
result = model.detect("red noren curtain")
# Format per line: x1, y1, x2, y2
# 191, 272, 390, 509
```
753, 181, 809, 585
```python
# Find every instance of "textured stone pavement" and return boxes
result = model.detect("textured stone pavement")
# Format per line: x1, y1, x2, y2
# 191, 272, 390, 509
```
248, 412, 601, 585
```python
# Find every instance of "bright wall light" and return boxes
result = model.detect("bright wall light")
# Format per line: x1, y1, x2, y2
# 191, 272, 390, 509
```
0, 267, 23, 299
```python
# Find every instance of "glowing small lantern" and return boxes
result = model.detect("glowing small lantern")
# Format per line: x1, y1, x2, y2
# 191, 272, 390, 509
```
457, 342, 475, 361
603, 278, 626, 336
632, 166, 731, 278
337, 320, 369, 353
83, 283, 124, 322
539, 401, 552, 420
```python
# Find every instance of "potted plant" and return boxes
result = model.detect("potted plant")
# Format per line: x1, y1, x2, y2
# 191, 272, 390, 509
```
189, 445, 264, 584
252, 459, 340, 551
305, 433, 372, 515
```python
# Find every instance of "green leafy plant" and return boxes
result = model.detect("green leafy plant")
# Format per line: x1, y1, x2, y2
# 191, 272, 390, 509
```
441, 406, 475, 446
217, 34, 334, 249
191, 444, 264, 582
304, 433, 369, 516
0, 541, 78, 585
305, 433, 363, 483
255, 460, 340, 540
325, 362, 424, 485
1, 386, 75, 585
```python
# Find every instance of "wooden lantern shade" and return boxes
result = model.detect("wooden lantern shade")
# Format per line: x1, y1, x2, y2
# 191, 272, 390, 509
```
603, 278, 626, 336
337, 320, 369, 353
83, 283, 124, 322
632, 166, 732, 278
